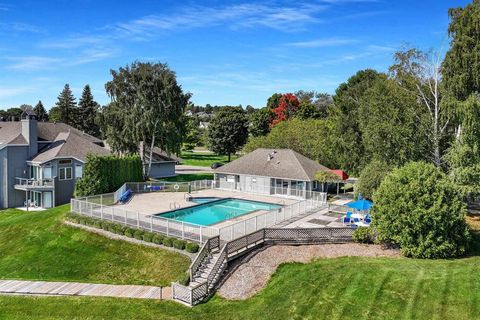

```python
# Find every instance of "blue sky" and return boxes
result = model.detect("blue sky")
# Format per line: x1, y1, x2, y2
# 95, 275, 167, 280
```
0, 0, 470, 109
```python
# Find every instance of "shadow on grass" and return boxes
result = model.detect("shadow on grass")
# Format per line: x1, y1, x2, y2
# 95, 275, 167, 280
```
467, 214, 480, 256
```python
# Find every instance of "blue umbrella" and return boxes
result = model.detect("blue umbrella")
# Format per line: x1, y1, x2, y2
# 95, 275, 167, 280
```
347, 199, 373, 211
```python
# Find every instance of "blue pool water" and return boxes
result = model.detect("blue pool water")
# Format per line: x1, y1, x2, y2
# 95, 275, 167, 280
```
190, 197, 222, 204
157, 198, 281, 226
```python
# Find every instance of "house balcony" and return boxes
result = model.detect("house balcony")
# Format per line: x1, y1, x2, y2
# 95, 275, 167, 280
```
14, 178, 54, 191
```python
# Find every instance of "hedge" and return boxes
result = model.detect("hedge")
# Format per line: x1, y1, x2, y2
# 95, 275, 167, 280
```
74, 154, 143, 197
64, 212, 199, 253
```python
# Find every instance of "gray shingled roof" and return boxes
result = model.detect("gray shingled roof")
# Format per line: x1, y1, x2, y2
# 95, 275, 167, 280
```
0, 121, 103, 146
215, 148, 330, 181
30, 131, 110, 163
0, 122, 23, 145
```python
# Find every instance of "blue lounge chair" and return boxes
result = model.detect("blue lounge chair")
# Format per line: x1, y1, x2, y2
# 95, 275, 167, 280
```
365, 214, 372, 224
119, 189, 133, 204
151, 186, 162, 191
342, 212, 352, 225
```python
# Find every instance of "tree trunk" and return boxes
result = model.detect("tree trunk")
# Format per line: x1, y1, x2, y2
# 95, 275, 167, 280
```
146, 121, 159, 179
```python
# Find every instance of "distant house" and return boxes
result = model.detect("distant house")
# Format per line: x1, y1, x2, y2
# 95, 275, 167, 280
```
214, 148, 331, 198
0, 114, 179, 209
143, 147, 181, 178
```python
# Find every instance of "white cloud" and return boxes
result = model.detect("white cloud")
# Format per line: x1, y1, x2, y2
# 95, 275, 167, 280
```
0, 87, 33, 98
288, 38, 359, 48
111, 3, 326, 36
6, 56, 61, 71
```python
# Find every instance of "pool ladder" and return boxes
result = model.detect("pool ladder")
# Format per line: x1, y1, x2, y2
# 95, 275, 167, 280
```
170, 202, 181, 210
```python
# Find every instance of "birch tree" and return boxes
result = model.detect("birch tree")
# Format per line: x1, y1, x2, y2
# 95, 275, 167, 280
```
389, 49, 448, 168
102, 62, 190, 178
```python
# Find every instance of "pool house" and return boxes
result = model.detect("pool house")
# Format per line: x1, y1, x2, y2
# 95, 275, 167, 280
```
214, 148, 331, 199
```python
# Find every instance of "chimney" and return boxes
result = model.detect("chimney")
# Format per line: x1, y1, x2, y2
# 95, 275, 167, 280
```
21, 112, 38, 157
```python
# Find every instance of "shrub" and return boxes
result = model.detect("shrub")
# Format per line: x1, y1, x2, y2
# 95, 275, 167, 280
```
115, 225, 126, 235
124, 228, 134, 238
101, 222, 110, 231
152, 234, 164, 245
133, 230, 144, 240
173, 239, 186, 250
75, 154, 143, 197
185, 242, 200, 253
372, 161, 471, 259
355, 160, 392, 200
162, 237, 173, 247
353, 227, 376, 244
142, 232, 154, 243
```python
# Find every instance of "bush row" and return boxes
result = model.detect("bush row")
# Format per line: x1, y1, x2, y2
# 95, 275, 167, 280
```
75, 154, 143, 197
65, 212, 200, 253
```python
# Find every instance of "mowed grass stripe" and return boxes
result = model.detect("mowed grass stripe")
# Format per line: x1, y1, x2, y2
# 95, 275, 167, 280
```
403, 269, 425, 320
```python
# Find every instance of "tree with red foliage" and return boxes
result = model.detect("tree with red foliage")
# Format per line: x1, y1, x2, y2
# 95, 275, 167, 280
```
271, 93, 299, 126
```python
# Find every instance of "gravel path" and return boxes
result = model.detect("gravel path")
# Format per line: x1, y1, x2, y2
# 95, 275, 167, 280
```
218, 244, 400, 300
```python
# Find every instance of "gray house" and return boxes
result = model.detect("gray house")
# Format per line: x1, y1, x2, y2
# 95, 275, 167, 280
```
0, 114, 178, 209
214, 148, 330, 198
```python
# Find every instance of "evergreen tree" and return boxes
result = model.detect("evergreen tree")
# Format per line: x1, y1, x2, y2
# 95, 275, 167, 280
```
55, 84, 77, 126
33, 100, 49, 122
78, 85, 100, 136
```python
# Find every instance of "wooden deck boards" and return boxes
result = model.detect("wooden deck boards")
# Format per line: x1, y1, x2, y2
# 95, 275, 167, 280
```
0, 280, 165, 300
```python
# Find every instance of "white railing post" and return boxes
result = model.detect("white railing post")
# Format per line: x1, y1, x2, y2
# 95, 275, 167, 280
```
167, 220, 170, 236
243, 220, 246, 236
150, 216, 153, 232
137, 212, 140, 228
182, 222, 185, 239
124, 210, 127, 225
101, 204, 103, 220
200, 227, 203, 243
111, 208, 114, 222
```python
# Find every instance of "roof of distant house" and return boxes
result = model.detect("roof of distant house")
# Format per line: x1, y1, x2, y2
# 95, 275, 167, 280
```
215, 148, 330, 181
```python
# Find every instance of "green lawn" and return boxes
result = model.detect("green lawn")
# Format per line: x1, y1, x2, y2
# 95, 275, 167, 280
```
0, 254, 479, 319
158, 173, 214, 182
0, 206, 190, 287
0, 207, 479, 319
180, 151, 237, 167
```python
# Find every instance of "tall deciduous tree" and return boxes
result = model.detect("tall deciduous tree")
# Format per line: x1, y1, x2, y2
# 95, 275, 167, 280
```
55, 84, 77, 126
266, 93, 282, 110
271, 93, 299, 126
358, 78, 428, 166
207, 107, 248, 161
249, 107, 273, 137
443, 0, 480, 102
33, 100, 48, 122
101, 62, 190, 178
389, 49, 447, 167
329, 69, 384, 174
78, 85, 100, 136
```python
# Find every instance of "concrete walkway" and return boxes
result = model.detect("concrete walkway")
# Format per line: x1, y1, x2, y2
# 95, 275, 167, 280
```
0, 280, 169, 300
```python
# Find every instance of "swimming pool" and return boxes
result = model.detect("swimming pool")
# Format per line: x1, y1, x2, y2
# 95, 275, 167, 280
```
156, 198, 282, 226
